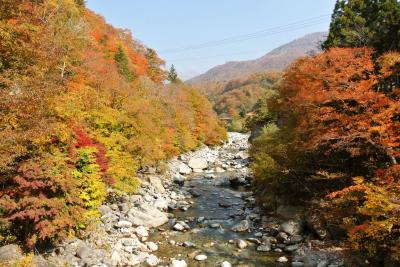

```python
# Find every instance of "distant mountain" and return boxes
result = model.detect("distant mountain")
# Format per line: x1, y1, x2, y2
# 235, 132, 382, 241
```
188, 32, 327, 84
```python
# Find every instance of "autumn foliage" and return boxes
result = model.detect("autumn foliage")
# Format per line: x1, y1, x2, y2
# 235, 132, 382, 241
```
250, 47, 399, 261
0, 0, 226, 248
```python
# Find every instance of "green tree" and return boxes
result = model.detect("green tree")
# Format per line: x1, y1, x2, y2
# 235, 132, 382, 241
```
323, 0, 400, 54
168, 64, 181, 83
114, 46, 134, 82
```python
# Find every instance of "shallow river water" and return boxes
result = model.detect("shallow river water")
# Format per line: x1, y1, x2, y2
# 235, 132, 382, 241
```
150, 172, 285, 267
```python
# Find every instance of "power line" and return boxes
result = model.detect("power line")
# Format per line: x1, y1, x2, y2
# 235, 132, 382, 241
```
169, 20, 329, 62
159, 15, 330, 55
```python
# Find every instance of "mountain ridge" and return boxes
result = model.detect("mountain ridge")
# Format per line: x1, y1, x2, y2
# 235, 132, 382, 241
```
188, 32, 327, 84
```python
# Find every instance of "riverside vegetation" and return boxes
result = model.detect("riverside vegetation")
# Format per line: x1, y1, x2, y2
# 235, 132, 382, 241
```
0, 0, 399, 267
0, 0, 225, 253
248, 0, 400, 265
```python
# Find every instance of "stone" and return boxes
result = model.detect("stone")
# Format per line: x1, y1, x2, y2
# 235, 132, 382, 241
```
173, 223, 185, 232
221, 261, 232, 267
183, 241, 196, 248
237, 240, 248, 249
209, 223, 221, 228
178, 162, 192, 175
146, 242, 158, 252
276, 232, 289, 242
215, 167, 225, 173
153, 198, 169, 211
75, 245, 92, 259
194, 254, 207, 261
148, 176, 165, 193
0, 245, 22, 264
285, 244, 300, 252
170, 259, 187, 267
281, 220, 303, 236
127, 203, 169, 228
145, 254, 159, 266
292, 262, 305, 267
231, 220, 250, 232
277, 256, 289, 263
257, 244, 271, 252
247, 238, 261, 244
135, 226, 149, 238
173, 173, 186, 185
115, 220, 132, 228
188, 158, 208, 170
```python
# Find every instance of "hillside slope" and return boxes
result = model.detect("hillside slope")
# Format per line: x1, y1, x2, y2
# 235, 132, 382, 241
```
188, 32, 326, 83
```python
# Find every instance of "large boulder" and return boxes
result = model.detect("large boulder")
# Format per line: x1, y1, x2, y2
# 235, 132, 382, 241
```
127, 203, 169, 228
188, 158, 208, 170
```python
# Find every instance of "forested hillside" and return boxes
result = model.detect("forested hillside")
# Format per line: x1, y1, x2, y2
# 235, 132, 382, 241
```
188, 32, 325, 84
0, 0, 226, 249
199, 72, 281, 131
249, 0, 400, 264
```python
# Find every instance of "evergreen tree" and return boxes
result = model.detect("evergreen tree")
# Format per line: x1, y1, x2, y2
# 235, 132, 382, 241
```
323, 0, 400, 54
168, 64, 181, 83
114, 46, 134, 82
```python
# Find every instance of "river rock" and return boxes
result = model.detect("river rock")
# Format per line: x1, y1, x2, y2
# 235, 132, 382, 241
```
173, 173, 186, 185
173, 223, 185, 232
237, 240, 248, 249
148, 176, 165, 193
127, 203, 169, 228
0, 244, 22, 264
178, 162, 192, 175
115, 220, 132, 228
277, 256, 289, 263
145, 254, 160, 266
170, 259, 187, 267
194, 254, 207, 261
188, 158, 208, 170
281, 220, 303, 236
292, 262, 305, 267
231, 220, 250, 232
135, 226, 149, 238
146, 242, 158, 252
257, 244, 271, 252
221, 261, 232, 267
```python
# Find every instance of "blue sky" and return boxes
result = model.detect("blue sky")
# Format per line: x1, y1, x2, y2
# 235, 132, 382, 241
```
86, 1, 337, 80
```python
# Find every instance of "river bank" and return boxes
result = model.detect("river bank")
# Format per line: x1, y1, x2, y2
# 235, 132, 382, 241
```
0, 133, 349, 267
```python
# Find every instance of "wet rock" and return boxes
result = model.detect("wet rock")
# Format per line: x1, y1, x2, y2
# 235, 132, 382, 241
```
292, 262, 305, 267
237, 240, 248, 249
285, 244, 300, 252
194, 254, 207, 261
0, 244, 22, 264
197, 216, 205, 223
219, 201, 232, 208
247, 238, 261, 245
188, 158, 208, 170
170, 259, 188, 267
209, 223, 221, 228
231, 220, 250, 232
257, 244, 271, 252
281, 220, 303, 236
183, 241, 196, 248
